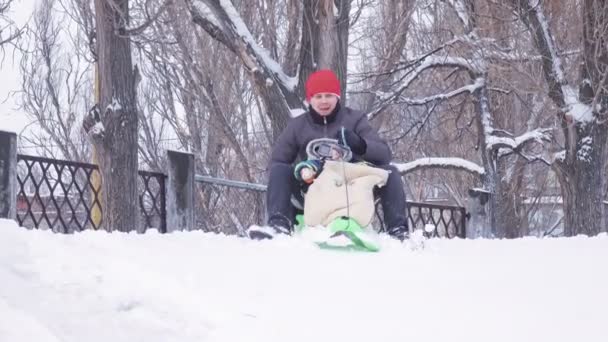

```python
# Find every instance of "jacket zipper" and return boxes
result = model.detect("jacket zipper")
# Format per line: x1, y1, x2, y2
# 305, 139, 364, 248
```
323, 117, 327, 137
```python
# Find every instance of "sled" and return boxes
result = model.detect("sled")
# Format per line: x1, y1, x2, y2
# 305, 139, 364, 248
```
295, 214, 380, 253
249, 138, 389, 252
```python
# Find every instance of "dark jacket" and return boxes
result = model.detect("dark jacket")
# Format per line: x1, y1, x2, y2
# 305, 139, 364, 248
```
270, 104, 392, 166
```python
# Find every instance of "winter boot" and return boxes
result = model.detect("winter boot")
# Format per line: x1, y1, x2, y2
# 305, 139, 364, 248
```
387, 225, 409, 242
248, 214, 292, 240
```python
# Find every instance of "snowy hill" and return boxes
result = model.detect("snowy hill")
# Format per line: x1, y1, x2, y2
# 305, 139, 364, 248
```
0, 218, 607, 342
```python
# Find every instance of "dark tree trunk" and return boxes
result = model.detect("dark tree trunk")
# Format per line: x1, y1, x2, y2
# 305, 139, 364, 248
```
299, 0, 351, 101
93, 0, 139, 232
558, 124, 607, 236
513, 0, 608, 236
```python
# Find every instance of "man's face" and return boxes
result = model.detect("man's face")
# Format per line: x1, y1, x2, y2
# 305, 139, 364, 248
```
310, 93, 339, 116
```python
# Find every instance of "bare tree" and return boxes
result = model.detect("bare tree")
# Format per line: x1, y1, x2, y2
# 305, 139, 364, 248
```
18, 0, 92, 162
184, 0, 358, 138
184, 0, 301, 139
0, 0, 22, 55
510, 0, 608, 236
19, 0, 603, 236
358, 1, 553, 237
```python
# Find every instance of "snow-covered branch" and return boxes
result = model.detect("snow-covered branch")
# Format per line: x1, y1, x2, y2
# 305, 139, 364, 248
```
186, 0, 297, 92
395, 78, 484, 106
393, 157, 485, 177
483, 49, 580, 64
514, 0, 593, 123
369, 54, 482, 118
487, 127, 552, 152
516, 152, 551, 166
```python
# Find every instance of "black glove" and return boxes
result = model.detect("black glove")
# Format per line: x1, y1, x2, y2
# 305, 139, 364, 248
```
337, 127, 367, 156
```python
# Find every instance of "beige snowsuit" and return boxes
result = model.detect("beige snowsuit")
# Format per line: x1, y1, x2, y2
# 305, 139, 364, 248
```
303, 160, 389, 228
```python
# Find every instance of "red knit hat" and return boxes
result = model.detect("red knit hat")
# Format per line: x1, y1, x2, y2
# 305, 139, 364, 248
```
305, 69, 341, 101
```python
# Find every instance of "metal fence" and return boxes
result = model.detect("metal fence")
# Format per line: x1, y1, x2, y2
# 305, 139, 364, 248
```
16, 154, 166, 233
138, 170, 167, 233
13, 153, 466, 238
407, 201, 466, 238
194, 175, 467, 238
194, 175, 266, 236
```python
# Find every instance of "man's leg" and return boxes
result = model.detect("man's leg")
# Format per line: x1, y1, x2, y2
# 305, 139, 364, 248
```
249, 162, 298, 239
376, 164, 409, 240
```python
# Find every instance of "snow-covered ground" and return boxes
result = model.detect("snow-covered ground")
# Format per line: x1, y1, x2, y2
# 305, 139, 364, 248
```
1, 218, 607, 342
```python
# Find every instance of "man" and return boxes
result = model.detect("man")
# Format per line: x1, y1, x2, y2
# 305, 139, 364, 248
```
251, 69, 408, 241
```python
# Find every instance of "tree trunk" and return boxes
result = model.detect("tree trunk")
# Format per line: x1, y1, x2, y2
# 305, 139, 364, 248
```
93, 0, 139, 232
557, 0, 608, 236
512, 0, 608, 236
299, 0, 351, 100
473, 84, 498, 238
365, 0, 413, 127
558, 125, 607, 236
496, 161, 518, 238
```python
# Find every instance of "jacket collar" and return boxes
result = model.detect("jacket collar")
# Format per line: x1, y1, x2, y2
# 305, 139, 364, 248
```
308, 102, 341, 125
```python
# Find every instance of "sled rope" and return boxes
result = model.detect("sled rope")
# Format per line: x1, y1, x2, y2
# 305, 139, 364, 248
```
339, 127, 352, 229
341, 156, 351, 230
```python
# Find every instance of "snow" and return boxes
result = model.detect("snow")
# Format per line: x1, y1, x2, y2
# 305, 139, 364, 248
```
106, 97, 122, 113
89, 121, 105, 136
533, 0, 565, 83
554, 150, 566, 162
398, 77, 483, 105
1, 218, 607, 341
563, 86, 594, 122
394, 157, 485, 176
486, 128, 551, 151
3, 219, 608, 340
577, 136, 593, 162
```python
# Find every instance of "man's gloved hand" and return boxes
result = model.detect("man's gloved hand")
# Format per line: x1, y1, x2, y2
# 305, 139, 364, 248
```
294, 159, 324, 183
337, 127, 367, 156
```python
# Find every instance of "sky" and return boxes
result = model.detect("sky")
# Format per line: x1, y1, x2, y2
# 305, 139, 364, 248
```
0, 0, 35, 134
1, 218, 607, 342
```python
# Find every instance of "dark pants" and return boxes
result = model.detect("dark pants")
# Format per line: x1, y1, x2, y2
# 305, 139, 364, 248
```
266, 162, 408, 230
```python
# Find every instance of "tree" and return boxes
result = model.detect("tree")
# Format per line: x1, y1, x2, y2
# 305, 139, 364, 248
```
18, 0, 92, 162
184, 0, 355, 139
353, 0, 553, 237
84, 0, 139, 232
511, 0, 608, 236
0, 0, 21, 53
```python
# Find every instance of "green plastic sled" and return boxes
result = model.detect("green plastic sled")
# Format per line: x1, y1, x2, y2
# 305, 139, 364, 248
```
295, 215, 380, 253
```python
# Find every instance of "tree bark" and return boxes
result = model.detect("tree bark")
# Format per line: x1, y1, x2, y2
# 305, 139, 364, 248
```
513, 0, 608, 235
472, 83, 499, 238
299, 0, 351, 99
93, 0, 139, 232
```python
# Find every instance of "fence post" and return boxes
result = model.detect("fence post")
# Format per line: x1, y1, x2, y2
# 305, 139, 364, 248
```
166, 150, 195, 231
0, 130, 17, 220
466, 188, 490, 239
